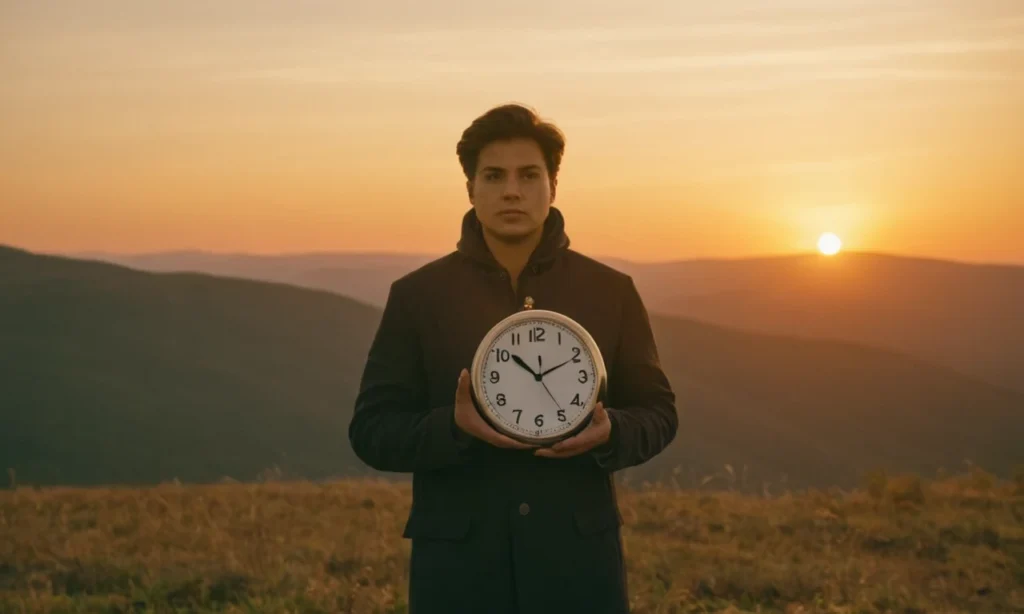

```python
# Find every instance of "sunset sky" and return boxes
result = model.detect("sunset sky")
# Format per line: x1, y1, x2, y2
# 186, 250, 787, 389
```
2, 0, 1023, 264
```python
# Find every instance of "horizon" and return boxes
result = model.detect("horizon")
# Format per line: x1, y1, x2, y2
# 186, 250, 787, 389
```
3, 1, 1023, 264
6, 240, 1024, 269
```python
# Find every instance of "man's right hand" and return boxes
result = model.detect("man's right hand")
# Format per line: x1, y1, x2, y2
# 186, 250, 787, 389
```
454, 368, 536, 450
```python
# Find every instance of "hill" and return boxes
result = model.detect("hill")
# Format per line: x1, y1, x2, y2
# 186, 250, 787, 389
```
621, 252, 1024, 395
644, 316, 1023, 491
75, 249, 435, 307
82, 249, 1024, 393
0, 245, 382, 486
2, 245, 1022, 489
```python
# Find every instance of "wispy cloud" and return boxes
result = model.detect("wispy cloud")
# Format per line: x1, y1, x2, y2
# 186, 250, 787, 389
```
331, 10, 938, 44
562, 88, 1022, 128
641, 148, 936, 187
212, 38, 1024, 85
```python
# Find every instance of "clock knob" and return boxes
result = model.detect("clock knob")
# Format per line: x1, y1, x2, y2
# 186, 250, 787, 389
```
523, 296, 535, 310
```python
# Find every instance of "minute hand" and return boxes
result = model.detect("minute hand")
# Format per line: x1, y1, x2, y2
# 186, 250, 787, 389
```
539, 357, 574, 378
540, 379, 564, 412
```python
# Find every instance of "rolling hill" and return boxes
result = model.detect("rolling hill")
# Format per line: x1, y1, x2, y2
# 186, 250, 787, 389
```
81, 249, 1024, 394
4, 245, 1022, 489
620, 252, 1024, 397
0, 245, 383, 486
75, 250, 435, 307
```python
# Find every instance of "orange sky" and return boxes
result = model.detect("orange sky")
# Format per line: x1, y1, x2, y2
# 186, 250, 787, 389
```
2, 1, 1023, 264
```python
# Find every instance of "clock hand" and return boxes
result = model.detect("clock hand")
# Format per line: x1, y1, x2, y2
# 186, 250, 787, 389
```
539, 357, 574, 378
540, 379, 564, 413
511, 354, 541, 381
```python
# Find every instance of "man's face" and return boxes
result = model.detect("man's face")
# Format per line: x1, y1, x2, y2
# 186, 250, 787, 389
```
467, 138, 556, 243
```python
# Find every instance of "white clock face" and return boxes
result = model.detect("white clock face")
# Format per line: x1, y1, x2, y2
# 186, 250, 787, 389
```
478, 317, 598, 440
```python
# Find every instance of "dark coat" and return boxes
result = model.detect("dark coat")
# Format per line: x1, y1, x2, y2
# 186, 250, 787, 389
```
349, 206, 678, 614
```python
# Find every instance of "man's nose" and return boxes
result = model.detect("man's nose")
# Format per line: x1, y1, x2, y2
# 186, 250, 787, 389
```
502, 176, 521, 198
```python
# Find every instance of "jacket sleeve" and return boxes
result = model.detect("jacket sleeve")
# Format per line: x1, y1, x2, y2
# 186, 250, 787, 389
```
590, 276, 678, 472
348, 280, 474, 473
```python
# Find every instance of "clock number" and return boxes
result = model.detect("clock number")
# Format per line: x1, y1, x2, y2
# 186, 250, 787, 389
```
490, 370, 500, 384
558, 331, 562, 345
494, 348, 510, 362
571, 347, 581, 363
511, 332, 521, 346
512, 409, 522, 424
496, 393, 506, 407
570, 393, 582, 406
557, 409, 566, 422
534, 414, 544, 427
529, 326, 546, 343
578, 370, 588, 383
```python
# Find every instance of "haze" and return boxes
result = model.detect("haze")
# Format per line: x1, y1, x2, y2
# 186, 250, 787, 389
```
2, 0, 1022, 263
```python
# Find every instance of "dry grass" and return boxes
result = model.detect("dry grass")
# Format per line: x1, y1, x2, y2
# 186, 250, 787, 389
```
1, 467, 1023, 613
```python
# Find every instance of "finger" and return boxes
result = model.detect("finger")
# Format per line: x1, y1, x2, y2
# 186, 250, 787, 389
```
548, 404, 603, 450
466, 411, 535, 449
483, 430, 537, 450
456, 368, 470, 399
535, 446, 581, 459
543, 431, 599, 456
454, 369, 535, 450
549, 423, 596, 452
539, 433, 599, 457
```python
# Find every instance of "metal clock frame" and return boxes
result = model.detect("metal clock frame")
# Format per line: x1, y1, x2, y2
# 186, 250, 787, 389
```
470, 307, 608, 446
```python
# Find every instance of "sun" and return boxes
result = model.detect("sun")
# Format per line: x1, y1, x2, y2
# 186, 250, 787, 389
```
817, 232, 842, 256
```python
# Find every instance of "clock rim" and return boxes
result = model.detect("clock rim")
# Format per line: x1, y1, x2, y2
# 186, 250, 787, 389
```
470, 309, 608, 446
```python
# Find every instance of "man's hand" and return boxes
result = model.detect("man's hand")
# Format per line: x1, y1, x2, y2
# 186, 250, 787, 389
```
534, 402, 612, 459
454, 368, 537, 450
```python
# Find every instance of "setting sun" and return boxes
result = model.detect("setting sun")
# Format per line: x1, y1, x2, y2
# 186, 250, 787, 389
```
818, 233, 843, 256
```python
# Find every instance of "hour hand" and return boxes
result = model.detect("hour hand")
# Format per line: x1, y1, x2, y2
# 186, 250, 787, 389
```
511, 354, 541, 381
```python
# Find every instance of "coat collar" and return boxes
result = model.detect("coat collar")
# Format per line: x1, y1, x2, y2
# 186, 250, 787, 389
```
456, 206, 571, 271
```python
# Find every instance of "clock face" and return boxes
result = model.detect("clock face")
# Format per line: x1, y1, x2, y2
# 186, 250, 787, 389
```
477, 316, 599, 441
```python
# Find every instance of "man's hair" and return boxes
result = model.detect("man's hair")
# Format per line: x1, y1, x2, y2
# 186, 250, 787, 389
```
456, 103, 566, 182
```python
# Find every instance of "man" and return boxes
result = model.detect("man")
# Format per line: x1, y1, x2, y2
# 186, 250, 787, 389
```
348, 103, 677, 614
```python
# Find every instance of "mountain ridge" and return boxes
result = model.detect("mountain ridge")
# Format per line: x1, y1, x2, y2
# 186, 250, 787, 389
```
2, 245, 1021, 489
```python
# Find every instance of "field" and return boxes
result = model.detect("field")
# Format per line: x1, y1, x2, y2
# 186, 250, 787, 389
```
2, 468, 1023, 613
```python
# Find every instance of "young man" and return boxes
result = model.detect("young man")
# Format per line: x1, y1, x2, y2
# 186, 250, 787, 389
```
349, 103, 677, 614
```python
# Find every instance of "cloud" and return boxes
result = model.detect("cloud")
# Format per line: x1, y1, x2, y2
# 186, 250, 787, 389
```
211, 37, 1023, 86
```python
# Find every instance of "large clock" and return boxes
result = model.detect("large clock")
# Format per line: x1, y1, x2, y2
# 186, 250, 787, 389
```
470, 302, 608, 446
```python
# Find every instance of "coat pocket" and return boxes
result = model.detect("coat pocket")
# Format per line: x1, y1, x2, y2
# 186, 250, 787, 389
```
402, 509, 473, 541
572, 506, 623, 536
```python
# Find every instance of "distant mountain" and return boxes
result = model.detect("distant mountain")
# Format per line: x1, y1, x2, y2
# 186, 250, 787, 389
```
5, 244, 1021, 489
75, 250, 437, 307
80, 249, 1024, 393
617, 252, 1024, 396
1, 245, 384, 486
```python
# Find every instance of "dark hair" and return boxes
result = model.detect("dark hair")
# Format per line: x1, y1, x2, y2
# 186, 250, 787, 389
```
456, 103, 566, 182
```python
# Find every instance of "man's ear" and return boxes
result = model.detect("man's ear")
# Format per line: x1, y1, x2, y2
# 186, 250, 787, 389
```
466, 179, 474, 202
550, 178, 557, 202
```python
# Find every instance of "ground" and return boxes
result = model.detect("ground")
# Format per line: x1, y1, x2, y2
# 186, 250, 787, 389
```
1, 467, 1022, 613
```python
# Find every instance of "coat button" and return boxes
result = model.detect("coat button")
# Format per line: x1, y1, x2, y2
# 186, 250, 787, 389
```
519, 502, 530, 516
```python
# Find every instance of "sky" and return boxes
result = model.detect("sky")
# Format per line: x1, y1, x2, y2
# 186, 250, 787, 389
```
2, 0, 1023, 264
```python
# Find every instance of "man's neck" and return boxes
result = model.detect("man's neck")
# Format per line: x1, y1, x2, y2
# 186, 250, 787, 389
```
482, 226, 544, 289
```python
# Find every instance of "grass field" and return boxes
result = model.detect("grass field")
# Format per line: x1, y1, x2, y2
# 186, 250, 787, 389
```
2, 467, 1023, 613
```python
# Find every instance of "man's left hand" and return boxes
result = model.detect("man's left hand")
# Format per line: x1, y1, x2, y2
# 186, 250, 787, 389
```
534, 402, 612, 459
